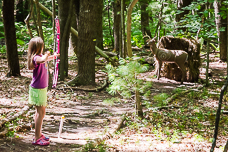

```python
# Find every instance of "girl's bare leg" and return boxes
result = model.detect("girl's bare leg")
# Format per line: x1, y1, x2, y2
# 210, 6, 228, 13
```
34, 106, 46, 141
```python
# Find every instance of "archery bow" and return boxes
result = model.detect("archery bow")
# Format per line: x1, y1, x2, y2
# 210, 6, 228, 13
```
52, 17, 60, 88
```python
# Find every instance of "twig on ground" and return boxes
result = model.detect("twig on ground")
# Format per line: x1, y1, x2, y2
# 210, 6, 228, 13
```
95, 62, 106, 66
149, 105, 182, 111
57, 77, 108, 92
89, 112, 128, 147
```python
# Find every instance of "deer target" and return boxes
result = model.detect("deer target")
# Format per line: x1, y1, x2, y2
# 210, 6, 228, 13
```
157, 51, 172, 61
147, 37, 188, 84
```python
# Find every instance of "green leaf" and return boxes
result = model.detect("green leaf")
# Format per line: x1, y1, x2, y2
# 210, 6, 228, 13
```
16, 39, 25, 46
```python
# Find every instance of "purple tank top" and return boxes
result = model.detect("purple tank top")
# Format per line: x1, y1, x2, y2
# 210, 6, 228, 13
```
30, 55, 49, 89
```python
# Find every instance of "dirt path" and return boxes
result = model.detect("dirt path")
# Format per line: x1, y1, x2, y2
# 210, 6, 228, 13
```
0, 78, 135, 151
0, 53, 227, 151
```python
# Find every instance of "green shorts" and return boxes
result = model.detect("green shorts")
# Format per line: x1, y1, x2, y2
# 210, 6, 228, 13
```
29, 86, 47, 107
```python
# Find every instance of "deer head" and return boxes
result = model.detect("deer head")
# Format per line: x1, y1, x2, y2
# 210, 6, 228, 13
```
147, 37, 157, 46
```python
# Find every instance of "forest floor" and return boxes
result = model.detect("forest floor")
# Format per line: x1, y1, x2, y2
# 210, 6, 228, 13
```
0, 51, 228, 152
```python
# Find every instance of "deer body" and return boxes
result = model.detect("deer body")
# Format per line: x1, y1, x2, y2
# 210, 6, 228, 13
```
148, 38, 188, 84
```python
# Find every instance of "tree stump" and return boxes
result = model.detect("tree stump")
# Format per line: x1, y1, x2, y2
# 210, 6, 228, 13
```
157, 36, 200, 82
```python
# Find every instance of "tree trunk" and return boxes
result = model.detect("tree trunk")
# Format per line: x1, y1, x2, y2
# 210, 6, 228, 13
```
220, 0, 227, 61
127, 0, 138, 58
120, 0, 125, 58
107, 0, 113, 48
113, 0, 121, 55
96, 0, 104, 50
206, 39, 209, 86
32, 1, 39, 37
227, 5, 228, 78
0, 1, 2, 22
52, 0, 56, 35
24, 0, 29, 19
59, 0, 73, 80
205, 2, 211, 87
70, 0, 80, 56
16, 0, 29, 23
214, 0, 221, 50
24, 0, 34, 38
67, 0, 96, 86
33, 1, 114, 66
155, 1, 164, 40
34, 0, 44, 41
3, 0, 20, 77
16, 0, 24, 22
135, 85, 143, 118
140, 0, 151, 44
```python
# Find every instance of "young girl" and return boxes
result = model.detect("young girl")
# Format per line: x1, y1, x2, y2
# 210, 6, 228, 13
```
28, 37, 59, 146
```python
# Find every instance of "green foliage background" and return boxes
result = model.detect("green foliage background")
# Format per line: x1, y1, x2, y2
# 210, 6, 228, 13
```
0, 0, 226, 52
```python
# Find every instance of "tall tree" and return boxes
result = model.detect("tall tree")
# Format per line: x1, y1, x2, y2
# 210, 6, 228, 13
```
70, 0, 80, 56
25, 0, 34, 38
140, 0, 151, 44
68, 0, 97, 86
52, 0, 56, 36
59, 0, 73, 80
213, 0, 227, 61
214, 0, 221, 49
16, 0, 29, 22
155, 0, 164, 40
16, 0, 24, 22
3, 0, 20, 76
34, 0, 44, 41
0, 1, 2, 22
219, 0, 227, 61
227, 4, 228, 78
120, 0, 126, 58
113, 0, 121, 54
96, 0, 104, 50
127, 0, 139, 57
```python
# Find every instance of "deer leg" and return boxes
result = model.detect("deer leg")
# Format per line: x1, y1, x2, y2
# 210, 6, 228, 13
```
155, 60, 159, 76
157, 61, 162, 80
177, 63, 186, 84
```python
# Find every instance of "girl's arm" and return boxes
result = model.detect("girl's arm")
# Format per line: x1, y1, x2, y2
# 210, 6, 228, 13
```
35, 51, 50, 64
47, 54, 60, 61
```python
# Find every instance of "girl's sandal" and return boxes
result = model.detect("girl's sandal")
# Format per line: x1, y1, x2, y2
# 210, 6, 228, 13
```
33, 134, 50, 141
40, 134, 50, 141
32, 138, 50, 146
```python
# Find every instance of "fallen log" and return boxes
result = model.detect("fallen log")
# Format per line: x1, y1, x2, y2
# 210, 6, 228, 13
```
0, 105, 32, 129
0, 128, 8, 137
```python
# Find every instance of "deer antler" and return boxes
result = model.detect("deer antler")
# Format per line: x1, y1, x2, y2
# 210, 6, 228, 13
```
143, 32, 151, 40
152, 36, 157, 40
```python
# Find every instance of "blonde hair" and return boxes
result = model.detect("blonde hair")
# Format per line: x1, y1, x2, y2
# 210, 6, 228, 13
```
27, 37, 44, 70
